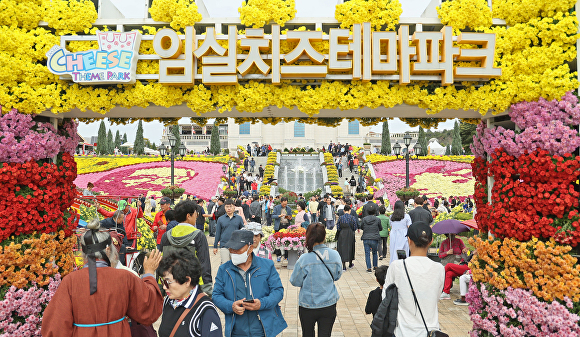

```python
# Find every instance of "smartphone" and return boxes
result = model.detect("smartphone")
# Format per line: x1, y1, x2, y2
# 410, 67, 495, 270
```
243, 299, 255, 303
397, 250, 407, 260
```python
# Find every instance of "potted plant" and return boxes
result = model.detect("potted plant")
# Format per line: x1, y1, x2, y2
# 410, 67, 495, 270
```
363, 142, 371, 150
395, 187, 420, 203
161, 185, 185, 199
223, 188, 238, 198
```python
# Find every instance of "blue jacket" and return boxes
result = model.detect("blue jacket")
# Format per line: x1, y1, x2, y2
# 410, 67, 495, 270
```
213, 254, 287, 337
289, 244, 342, 309
272, 204, 292, 231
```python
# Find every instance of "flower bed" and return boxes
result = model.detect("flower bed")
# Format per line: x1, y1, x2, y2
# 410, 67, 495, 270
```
372, 159, 474, 206
74, 160, 224, 200
264, 225, 306, 251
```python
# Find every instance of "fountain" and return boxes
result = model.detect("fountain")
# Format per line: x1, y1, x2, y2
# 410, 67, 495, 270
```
278, 155, 323, 194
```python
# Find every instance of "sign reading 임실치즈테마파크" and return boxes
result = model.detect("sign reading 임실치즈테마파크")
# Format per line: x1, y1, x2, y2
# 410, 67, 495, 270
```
45, 23, 501, 86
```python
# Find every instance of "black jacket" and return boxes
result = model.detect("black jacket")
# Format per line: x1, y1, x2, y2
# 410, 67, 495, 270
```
370, 283, 398, 337
408, 206, 433, 224
360, 201, 378, 219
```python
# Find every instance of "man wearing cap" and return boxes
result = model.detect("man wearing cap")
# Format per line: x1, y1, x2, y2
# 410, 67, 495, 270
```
97, 199, 143, 249
382, 221, 444, 337
151, 196, 171, 250
213, 230, 287, 337
244, 222, 264, 257
214, 199, 245, 264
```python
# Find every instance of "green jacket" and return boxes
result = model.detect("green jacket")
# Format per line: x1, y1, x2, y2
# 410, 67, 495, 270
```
378, 214, 390, 237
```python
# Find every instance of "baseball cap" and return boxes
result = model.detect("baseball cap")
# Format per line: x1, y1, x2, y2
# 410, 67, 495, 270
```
244, 222, 263, 236
159, 197, 171, 205
117, 200, 128, 210
224, 230, 255, 250
406, 221, 433, 243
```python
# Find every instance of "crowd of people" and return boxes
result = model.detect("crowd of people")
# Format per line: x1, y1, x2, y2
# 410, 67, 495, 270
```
71, 173, 475, 337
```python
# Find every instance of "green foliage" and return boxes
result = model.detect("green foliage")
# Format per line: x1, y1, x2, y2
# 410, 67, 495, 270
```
171, 125, 181, 155
459, 121, 477, 155
418, 126, 428, 156
96, 120, 107, 155
161, 186, 185, 195
120, 133, 129, 154
381, 120, 392, 155
106, 129, 114, 155
395, 187, 420, 198
114, 130, 122, 150
134, 120, 145, 155
451, 120, 462, 155
424, 128, 454, 147
303, 188, 323, 200
445, 144, 451, 155
210, 123, 221, 155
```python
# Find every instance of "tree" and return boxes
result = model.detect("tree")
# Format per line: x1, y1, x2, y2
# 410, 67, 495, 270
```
96, 120, 107, 155
380, 121, 392, 155
134, 120, 145, 155
418, 126, 428, 156
120, 132, 129, 154
106, 129, 114, 154
459, 121, 477, 155
171, 125, 181, 155
445, 144, 451, 155
114, 130, 122, 151
451, 120, 463, 155
210, 123, 221, 155
151, 142, 157, 150
122, 133, 128, 143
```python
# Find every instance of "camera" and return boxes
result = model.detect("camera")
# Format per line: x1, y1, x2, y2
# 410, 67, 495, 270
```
397, 250, 407, 260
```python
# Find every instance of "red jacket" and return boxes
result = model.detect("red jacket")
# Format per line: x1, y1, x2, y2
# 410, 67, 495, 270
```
151, 210, 167, 245
98, 206, 143, 237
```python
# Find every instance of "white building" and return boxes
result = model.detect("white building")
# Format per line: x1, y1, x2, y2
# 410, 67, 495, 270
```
161, 119, 371, 152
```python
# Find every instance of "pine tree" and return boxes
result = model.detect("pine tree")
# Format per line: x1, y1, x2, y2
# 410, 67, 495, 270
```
134, 120, 145, 155
106, 129, 114, 154
210, 123, 221, 155
459, 121, 477, 155
151, 142, 157, 150
445, 144, 451, 155
120, 133, 129, 154
381, 121, 392, 155
96, 121, 107, 155
122, 133, 128, 143
114, 130, 121, 151
171, 125, 181, 155
451, 120, 462, 155
418, 126, 428, 156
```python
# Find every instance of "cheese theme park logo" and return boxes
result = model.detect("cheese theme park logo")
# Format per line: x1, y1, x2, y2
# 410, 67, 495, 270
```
46, 24, 500, 86
46, 31, 142, 84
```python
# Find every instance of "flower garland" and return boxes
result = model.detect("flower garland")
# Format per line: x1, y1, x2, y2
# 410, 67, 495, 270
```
239, 0, 296, 28
491, 0, 577, 25
0, 232, 74, 290
438, 0, 492, 31
469, 237, 580, 303
0, 273, 61, 337
335, 0, 402, 31
467, 281, 580, 336
43, 0, 97, 35
149, 0, 202, 30
0, 108, 79, 163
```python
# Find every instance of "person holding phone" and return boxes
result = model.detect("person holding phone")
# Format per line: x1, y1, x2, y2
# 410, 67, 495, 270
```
213, 230, 287, 337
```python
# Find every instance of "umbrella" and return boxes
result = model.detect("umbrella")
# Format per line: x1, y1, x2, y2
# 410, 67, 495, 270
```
432, 219, 469, 234
461, 219, 478, 230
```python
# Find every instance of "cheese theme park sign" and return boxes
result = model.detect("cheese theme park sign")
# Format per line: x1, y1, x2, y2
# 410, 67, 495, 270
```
46, 23, 501, 86
46, 31, 142, 84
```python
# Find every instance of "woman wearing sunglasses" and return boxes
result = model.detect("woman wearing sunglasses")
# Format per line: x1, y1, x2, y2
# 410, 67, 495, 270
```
157, 250, 222, 337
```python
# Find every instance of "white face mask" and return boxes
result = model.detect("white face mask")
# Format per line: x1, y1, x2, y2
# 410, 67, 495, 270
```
231, 247, 250, 265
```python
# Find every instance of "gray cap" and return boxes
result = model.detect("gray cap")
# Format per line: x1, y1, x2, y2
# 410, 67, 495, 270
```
224, 230, 255, 250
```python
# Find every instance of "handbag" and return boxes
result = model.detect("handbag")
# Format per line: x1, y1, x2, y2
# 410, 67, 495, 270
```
312, 250, 334, 280
402, 260, 449, 337
168, 293, 205, 337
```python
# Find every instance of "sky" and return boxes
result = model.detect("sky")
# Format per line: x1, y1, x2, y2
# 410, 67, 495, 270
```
78, 0, 447, 143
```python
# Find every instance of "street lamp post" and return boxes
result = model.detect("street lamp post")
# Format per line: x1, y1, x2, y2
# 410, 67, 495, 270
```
159, 135, 185, 204
413, 142, 423, 159
403, 133, 412, 188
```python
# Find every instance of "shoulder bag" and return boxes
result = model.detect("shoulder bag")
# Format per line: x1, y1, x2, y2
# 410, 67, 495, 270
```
168, 293, 206, 337
402, 260, 449, 337
312, 250, 334, 280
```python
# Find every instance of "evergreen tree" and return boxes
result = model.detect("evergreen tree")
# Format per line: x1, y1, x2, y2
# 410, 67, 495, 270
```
114, 130, 121, 151
445, 144, 451, 155
210, 123, 221, 155
151, 142, 157, 150
380, 121, 392, 155
106, 129, 114, 154
96, 120, 107, 155
171, 125, 181, 155
120, 133, 129, 154
451, 120, 462, 155
134, 120, 145, 155
418, 126, 428, 156
459, 121, 477, 155
122, 133, 128, 143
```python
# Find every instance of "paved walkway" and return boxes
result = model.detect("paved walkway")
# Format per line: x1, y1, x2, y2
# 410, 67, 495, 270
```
184, 231, 472, 337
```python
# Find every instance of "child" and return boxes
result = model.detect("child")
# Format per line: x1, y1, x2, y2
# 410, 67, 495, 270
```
365, 265, 389, 317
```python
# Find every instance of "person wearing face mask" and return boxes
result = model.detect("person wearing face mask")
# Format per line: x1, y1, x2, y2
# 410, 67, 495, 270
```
213, 230, 287, 337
